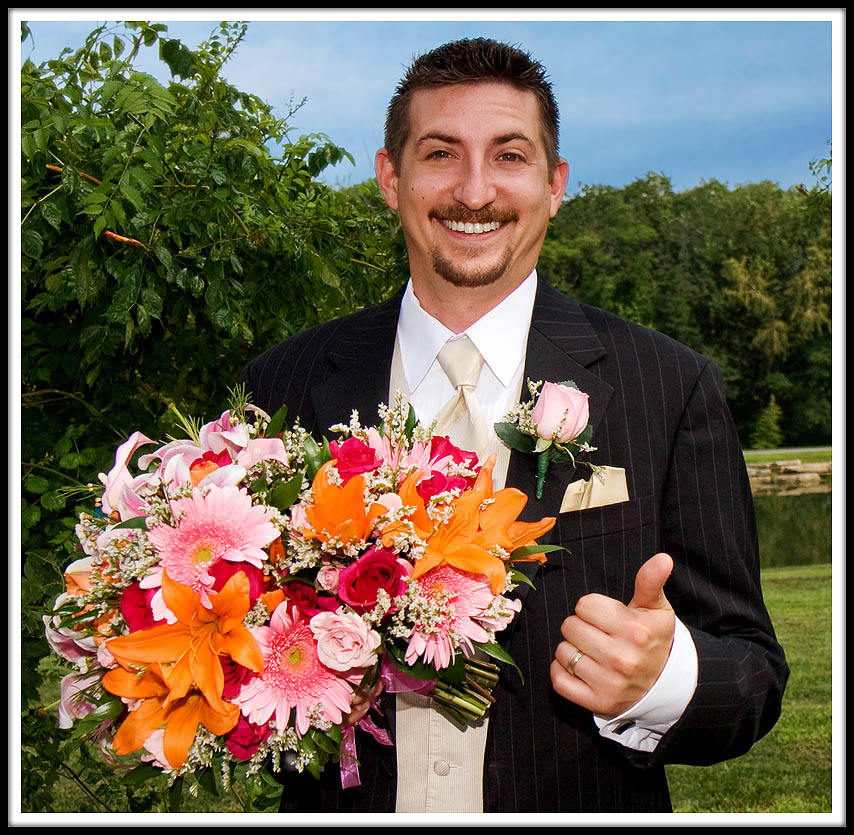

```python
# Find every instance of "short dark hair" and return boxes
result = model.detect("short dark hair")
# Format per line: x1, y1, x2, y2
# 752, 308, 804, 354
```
383, 38, 560, 175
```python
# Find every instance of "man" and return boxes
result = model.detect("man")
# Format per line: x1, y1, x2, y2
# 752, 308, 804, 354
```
240, 38, 788, 813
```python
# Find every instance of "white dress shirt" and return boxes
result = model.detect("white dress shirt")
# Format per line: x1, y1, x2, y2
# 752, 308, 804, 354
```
391, 270, 698, 812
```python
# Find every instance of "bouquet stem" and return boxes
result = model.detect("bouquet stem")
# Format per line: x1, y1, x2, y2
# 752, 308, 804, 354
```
432, 658, 502, 725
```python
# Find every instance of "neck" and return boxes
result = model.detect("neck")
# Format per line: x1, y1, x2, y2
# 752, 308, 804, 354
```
411, 272, 531, 333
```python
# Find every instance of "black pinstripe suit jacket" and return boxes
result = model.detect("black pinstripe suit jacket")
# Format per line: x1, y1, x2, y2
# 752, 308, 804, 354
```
239, 276, 789, 813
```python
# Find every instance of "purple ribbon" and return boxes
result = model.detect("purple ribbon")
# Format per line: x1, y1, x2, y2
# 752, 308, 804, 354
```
339, 656, 436, 788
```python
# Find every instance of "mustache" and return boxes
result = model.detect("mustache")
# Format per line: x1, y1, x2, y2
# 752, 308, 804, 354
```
428, 206, 518, 224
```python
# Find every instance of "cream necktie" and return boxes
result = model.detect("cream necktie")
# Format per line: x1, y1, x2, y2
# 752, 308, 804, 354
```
433, 336, 489, 459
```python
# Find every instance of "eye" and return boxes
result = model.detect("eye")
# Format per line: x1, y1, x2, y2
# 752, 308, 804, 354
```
498, 151, 524, 163
426, 149, 453, 160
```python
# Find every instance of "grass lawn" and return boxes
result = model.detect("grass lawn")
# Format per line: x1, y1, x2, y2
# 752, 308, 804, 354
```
743, 448, 832, 464
666, 563, 833, 813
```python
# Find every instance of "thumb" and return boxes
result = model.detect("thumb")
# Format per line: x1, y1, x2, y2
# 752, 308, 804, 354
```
629, 552, 674, 611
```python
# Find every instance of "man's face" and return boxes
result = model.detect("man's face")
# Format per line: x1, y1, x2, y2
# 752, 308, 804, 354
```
376, 81, 568, 299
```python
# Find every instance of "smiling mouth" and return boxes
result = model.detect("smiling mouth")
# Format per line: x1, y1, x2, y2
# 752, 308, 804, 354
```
440, 219, 503, 235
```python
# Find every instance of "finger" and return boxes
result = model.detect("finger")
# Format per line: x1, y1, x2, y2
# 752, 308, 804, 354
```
628, 552, 674, 611
558, 614, 615, 663
566, 594, 632, 637
550, 658, 599, 708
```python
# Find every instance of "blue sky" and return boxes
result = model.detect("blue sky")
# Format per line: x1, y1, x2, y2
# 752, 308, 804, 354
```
16, 11, 838, 196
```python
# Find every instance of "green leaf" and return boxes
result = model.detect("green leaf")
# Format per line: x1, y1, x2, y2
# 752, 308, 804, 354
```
510, 543, 565, 560
268, 470, 304, 512
475, 641, 523, 683
159, 38, 196, 79
40, 199, 63, 231
110, 516, 149, 530
493, 421, 537, 453
509, 567, 536, 589
384, 641, 439, 682
21, 228, 44, 260
24, 475, 51, 494
303, 436, 331, 481
265, 403, 289, 439
168, 776, 184, 812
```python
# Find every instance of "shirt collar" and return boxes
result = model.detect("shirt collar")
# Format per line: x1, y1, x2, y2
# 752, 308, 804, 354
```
398, 270, 537, 390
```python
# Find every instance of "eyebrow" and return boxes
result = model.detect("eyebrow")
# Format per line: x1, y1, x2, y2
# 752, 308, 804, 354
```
415, 131, 536, 148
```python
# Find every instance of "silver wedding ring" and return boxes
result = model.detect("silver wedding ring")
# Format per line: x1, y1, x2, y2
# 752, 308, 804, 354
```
567, 650, 584, 675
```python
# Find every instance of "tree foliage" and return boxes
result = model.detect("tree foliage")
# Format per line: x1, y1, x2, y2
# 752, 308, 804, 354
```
20, 20, 405, 812
540, 169, 831, 448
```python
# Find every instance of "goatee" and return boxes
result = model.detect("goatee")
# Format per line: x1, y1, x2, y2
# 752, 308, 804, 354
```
428, 205, 517, 288
431, 247, 513, 288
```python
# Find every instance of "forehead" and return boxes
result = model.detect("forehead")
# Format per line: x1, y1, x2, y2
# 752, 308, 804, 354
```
406, 81, 544, 146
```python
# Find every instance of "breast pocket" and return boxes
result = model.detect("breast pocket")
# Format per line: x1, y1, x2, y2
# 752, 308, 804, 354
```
552, 493, 660, 600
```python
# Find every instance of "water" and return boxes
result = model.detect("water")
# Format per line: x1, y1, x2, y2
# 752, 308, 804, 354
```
754, 491, 833, 568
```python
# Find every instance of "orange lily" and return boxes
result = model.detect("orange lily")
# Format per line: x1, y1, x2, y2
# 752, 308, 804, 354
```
303, 461, 386, 546
372, 470, 435, 548
410, 455, 556, 594
105, 571, 264, 713
103, 662, 239, 769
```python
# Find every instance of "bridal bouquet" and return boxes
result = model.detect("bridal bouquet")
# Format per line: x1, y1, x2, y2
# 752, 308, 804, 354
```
43, 390, 556, 798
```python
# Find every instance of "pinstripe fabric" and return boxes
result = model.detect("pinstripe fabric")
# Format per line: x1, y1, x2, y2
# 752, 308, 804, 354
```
240, 277, 788, 813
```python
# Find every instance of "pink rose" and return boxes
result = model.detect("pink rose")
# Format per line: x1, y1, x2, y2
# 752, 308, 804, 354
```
337, 546, 409, 612
317, 563, 341, 593
531, 382, 590, 443
329, 437, 380, 483
309, 609, 381, 671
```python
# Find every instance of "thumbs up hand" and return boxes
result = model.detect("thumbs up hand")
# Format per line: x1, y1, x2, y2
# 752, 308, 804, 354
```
550, 553, 676, 717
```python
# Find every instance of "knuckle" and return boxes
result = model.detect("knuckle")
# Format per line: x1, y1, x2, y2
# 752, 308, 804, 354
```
610, 652, 640, 680
574, 594, 601, 619
626, 620, 652, 648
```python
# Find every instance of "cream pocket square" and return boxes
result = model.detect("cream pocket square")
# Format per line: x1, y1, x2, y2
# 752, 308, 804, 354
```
560, 466, 629, 513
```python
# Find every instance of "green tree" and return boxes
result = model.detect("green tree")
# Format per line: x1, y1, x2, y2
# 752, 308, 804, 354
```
750, 395, 784, 450
542, 170, 831, 448
20, 19, 404, 812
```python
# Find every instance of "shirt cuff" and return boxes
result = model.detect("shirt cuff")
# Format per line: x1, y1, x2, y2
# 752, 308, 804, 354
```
593, 616, 698, 752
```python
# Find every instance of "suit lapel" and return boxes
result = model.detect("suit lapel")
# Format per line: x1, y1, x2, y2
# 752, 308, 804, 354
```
504, 279, 613, 601
309, 290, 404, 435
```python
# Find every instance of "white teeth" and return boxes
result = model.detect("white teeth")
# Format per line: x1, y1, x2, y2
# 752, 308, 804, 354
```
442, 220, 501, 234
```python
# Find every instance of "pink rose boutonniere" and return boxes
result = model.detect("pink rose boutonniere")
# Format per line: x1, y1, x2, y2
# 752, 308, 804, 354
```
495, 380, 598, 499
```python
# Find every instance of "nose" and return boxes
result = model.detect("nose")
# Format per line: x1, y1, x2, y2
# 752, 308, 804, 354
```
452, 157, 498, 210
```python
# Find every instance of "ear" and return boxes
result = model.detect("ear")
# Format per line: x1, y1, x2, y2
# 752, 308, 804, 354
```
548, 158, 570, 217
374, 148, 400, 211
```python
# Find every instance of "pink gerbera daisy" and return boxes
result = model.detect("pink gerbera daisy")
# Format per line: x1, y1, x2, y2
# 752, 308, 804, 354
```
237, 600, 354, 736
405, 566, 495, 669
145, 485, 279, 609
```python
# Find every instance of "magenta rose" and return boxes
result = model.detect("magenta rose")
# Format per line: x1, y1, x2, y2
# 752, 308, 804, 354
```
120, 581, 163, 631
225, 714, 272, 761
429, 435, 477, 470
415, 471, 471, 502
531, 382, 590, 443
209, 561, 268, 605
337, 546, 409, 612
329, 437, 380, 483
220, 654, 256, 700
284, 580, 338, 618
